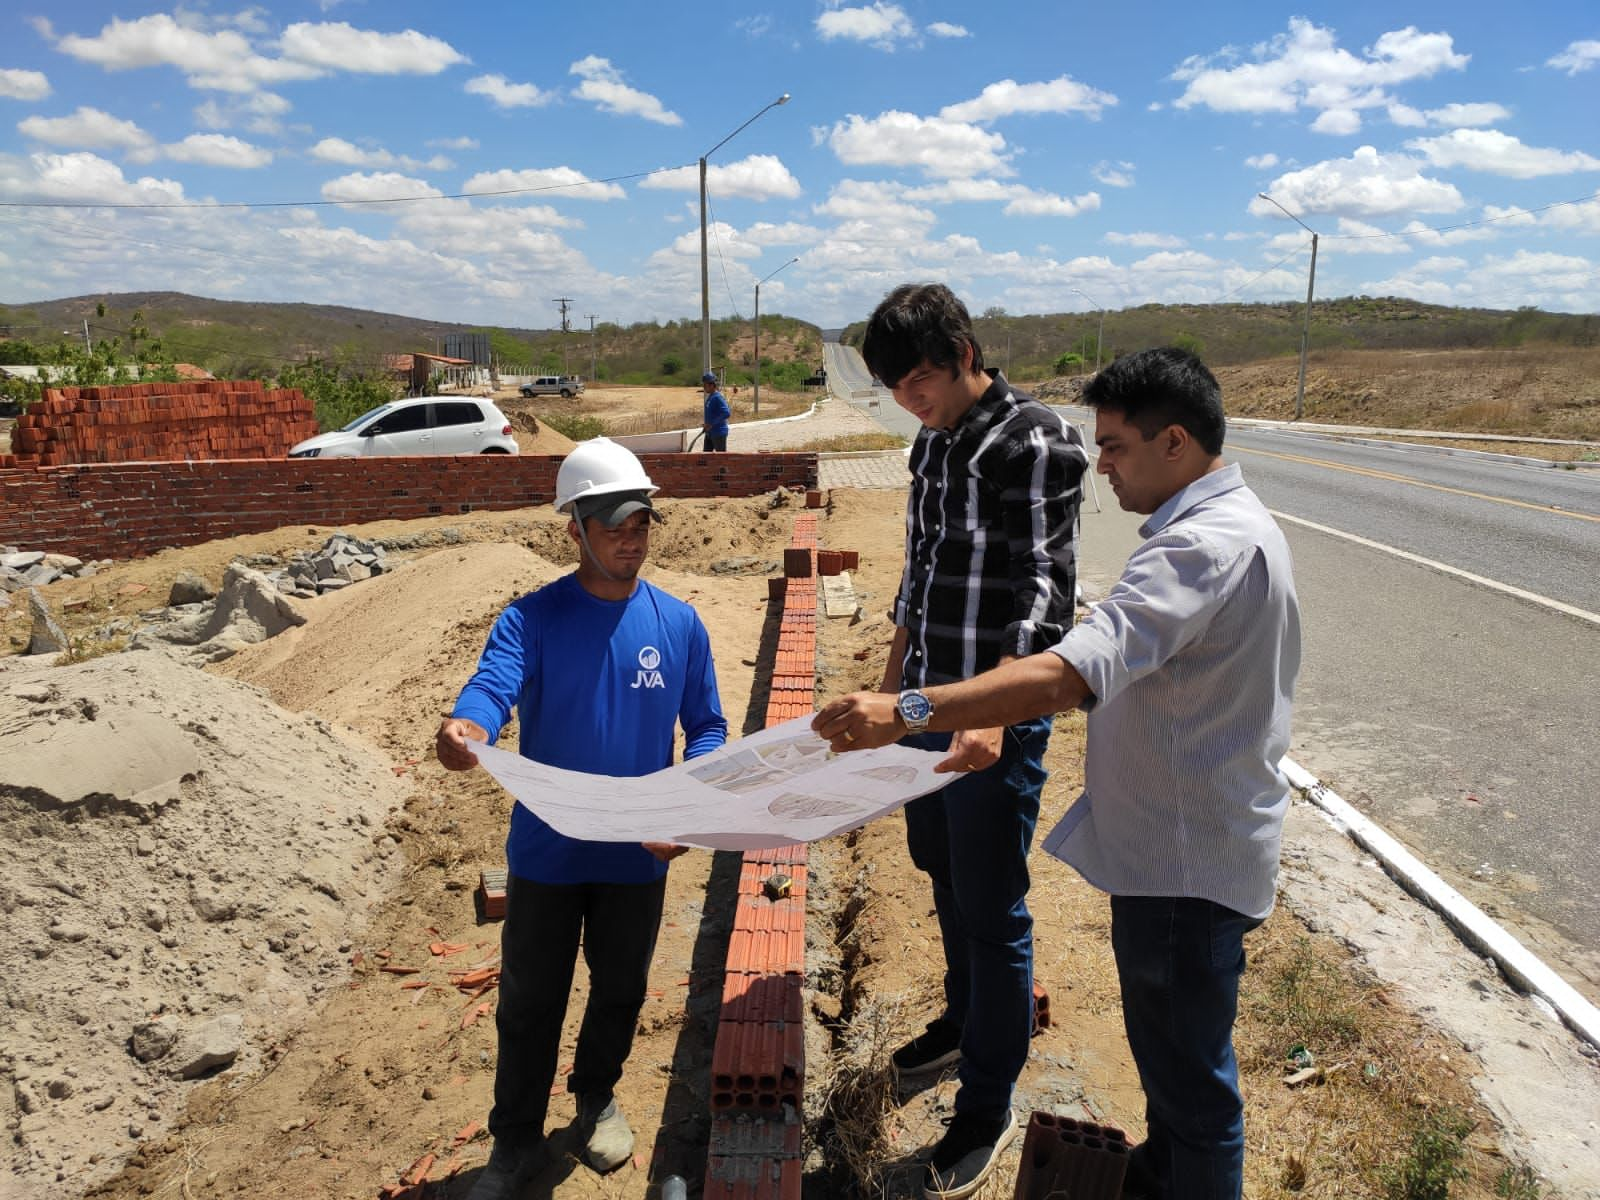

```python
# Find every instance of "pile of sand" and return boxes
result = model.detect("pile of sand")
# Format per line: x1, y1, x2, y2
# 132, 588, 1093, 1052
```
0, 650, 407, 1196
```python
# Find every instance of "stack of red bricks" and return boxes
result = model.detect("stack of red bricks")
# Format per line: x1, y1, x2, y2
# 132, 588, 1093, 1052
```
4, 380, 316, 467
704, 510, 818, 1200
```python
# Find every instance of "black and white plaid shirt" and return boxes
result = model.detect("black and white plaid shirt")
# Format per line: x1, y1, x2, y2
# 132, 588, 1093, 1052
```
893, 371, 1088, 689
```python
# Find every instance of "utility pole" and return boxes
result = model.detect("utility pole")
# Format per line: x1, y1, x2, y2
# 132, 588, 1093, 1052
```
83, 319, 91, 354
1071, 288, 1104, 372
552, 298, 574, 378
585, 314, 598, 383
752, 256, 798, 415
1257, 193, 1318, 421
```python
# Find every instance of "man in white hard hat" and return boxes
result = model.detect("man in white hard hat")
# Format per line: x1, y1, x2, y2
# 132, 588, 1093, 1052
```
437, 437, 728, 1197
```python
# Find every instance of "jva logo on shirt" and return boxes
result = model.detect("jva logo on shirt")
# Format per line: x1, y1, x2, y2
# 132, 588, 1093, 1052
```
631, 645, 665, 689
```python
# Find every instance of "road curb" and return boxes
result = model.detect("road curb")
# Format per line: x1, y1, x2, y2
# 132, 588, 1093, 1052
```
1280, 755, 1600, 1052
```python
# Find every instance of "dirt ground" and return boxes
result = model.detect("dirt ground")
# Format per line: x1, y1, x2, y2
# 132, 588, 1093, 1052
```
3, 489, 1597, 1199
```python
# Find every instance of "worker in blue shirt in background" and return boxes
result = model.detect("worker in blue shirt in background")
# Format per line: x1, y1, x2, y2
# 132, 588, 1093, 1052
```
700, 371, 731, 452
437, 437, 727, 1199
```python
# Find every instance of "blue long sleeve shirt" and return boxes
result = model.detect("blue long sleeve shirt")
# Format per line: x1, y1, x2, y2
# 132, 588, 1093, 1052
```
703, 389, 730, 436
451, 573, 728, 884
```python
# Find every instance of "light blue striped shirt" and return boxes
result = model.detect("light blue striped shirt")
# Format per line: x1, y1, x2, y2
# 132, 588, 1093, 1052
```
1041, 463, 1301, 919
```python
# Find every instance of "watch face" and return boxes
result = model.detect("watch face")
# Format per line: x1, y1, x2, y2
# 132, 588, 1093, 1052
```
899, 691, 932, 722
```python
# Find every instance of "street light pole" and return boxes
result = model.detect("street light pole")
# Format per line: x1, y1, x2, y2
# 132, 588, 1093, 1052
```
1071, 287, 1104, 372
753, 256, 799, 416
700, 92, 790, 376
1258, 192, 1319, 421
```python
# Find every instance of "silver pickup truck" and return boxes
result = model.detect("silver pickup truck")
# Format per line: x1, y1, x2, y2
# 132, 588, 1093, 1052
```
519, 375, 585, 398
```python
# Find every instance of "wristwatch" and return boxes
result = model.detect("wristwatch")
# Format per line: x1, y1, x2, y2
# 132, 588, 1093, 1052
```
896, 688, 934, 733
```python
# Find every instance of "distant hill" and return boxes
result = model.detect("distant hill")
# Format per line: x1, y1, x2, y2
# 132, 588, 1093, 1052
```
0, 291, 823, 387
843, 296, 1600, 379
5, 292, 1596, 388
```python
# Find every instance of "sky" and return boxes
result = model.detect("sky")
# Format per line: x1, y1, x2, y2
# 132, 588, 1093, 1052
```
1, 1, 1597, 333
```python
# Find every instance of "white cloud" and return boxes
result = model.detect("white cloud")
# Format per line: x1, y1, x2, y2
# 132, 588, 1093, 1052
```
308, 137, 451, 172
927, 22, 970, 39
464, 74, 552, 109
194, 91, 291, 135
54, 14, 322, 92
1406, 129, 1600, 179
1173, 18, 1466, 129
1091, 160, 1134, 187
735, 15, 773, 38
320, 171, 442, 205
901, 178, 1100, 217
1547, 39, 1600, 75
1397, 217, 1501, 246
0, 150, 190, 206
1387, 103, 1426, 127
815, 4, 917, 50
941, 76, 1116, 123
153, 133, 273, 168
428, 136, 478, 150
1244, 153, 1280, 169
0, 68, 51, 101
17, 106, 153, 151
744, 220, 823, 245
463, 166, 627, 201
569, 56, 680, 126
639, 154, 801, 201
825, 111, 1011, 178
813, 179, 935, 226
1329, 217, 1410, 253
1426, 102, 1511, 128
1253, 146, 1463, 218
277, 22, 467, 74
1105, 231, 1184, 248
1311, 108, 1362, 135
1004, 190, 1101, 218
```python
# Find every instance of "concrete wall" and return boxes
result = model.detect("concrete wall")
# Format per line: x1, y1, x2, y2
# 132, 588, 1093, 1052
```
0, 452, 817, 561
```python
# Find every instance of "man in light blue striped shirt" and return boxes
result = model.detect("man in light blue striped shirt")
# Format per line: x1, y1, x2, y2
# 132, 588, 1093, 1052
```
815, 347, 1301, 1200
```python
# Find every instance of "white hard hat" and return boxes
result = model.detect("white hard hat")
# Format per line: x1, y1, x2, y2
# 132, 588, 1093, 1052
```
553, 436, 658, 514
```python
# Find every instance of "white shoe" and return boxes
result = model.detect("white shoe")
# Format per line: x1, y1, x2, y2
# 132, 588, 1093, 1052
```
579, 1096, 633, 1174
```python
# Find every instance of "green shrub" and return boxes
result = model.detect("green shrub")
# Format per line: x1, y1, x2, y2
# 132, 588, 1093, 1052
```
278, 358, 400, 432
540, 412, 607, 441
1382, 1107, 1473, 1200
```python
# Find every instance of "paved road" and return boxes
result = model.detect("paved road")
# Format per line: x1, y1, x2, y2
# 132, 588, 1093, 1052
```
1046, 410, 1600, 1001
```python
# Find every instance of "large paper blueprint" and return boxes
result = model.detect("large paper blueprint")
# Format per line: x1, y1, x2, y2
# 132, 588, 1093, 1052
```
469, 715, 955, 850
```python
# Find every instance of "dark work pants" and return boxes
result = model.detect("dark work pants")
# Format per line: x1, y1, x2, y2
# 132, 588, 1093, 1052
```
1111, 895, 1263, 1200
902, 717, 1050, 1118
487, 873, 667, 1146
703, 432, 728, 452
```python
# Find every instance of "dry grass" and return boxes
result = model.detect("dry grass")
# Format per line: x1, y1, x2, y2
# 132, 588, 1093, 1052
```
1348, 434, 1600, 463
797, 434, 909, 453
1215, 347, 1600, 441
1235, 921, 1514, 1199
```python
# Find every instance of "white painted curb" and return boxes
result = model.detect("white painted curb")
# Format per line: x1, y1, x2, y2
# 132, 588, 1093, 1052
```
1280, 755, 1600, 1051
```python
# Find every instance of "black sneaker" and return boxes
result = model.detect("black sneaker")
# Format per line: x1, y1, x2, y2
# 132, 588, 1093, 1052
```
923, 1109, 1019, 1199
892, 1017, 963, 1080
466, 1137, 548, 1200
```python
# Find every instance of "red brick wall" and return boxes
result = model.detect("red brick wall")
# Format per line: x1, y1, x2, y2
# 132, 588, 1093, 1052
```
0, 452, 818, 561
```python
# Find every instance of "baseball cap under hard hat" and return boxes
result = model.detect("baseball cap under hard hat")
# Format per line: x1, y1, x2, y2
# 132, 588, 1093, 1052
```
573, 489, 662, 528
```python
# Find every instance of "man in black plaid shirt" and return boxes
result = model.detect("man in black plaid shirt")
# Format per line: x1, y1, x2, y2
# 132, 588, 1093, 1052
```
863, 283, 1087, 1200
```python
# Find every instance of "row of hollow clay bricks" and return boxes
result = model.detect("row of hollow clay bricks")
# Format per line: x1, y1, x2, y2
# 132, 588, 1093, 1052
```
703, 513, 818, 1200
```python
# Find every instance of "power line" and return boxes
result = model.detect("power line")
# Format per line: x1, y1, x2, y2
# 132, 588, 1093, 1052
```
1320, 190, 1599, 242
0, 163, 692, 210
705, 189, 744, 321
1214, 240, 1312, 304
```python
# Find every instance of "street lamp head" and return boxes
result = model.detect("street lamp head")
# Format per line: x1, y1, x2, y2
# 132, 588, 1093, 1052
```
777, 93, 790, 105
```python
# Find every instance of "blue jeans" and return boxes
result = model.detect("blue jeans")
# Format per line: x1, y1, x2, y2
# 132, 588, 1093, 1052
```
1111, 895, 1263, 1200
902, 717, 1050, 1118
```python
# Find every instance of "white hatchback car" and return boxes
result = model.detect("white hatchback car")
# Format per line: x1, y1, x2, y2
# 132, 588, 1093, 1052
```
288, 397, 519, 458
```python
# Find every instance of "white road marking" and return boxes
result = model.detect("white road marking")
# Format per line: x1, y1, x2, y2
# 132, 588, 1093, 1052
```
1271, 510, 1600, 628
